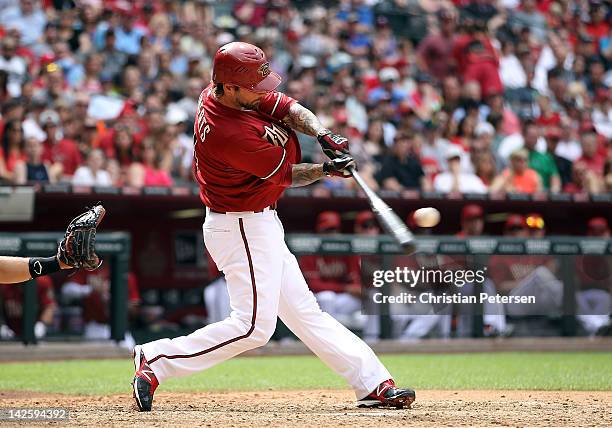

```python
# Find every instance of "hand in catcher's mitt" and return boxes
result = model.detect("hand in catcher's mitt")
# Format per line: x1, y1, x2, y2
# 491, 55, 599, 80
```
57, 204, 106, 271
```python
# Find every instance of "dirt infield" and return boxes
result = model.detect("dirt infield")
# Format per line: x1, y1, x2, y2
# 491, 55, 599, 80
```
1, 390, 611, 427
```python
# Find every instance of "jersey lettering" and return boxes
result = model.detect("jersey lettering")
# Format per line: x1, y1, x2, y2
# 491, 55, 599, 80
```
262, 123, 289, 147
196, 92, 211, 144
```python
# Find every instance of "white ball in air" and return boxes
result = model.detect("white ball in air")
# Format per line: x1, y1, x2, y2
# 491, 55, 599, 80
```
414, 207, 440, 228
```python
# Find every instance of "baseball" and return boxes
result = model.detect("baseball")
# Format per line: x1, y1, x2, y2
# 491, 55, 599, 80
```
414, 207, 440, 228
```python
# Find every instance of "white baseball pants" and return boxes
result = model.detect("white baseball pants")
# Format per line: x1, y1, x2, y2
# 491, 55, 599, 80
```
141, 209, 391, 399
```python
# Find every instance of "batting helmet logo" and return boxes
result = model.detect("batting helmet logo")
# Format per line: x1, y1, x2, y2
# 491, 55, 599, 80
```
258, 62, 271, 78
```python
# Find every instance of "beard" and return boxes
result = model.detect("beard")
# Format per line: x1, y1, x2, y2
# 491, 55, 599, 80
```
235, 88, 262, 110
237, 98, 261, 110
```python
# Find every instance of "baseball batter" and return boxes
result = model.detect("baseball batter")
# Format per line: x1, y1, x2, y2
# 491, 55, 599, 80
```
132, 42, 415, 411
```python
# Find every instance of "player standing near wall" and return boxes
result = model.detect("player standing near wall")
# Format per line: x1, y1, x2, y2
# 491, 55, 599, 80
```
132, 42, 415, 412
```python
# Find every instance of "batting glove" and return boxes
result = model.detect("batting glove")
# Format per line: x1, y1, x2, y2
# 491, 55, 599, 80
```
317, 129, 349, 160
323, 155, 356, 178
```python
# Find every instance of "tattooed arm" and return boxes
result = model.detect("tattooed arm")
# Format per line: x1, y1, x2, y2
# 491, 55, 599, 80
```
282, 103, 329, 138
290, 156, 356, 187
283, 103, 350, 160
291, 163, 325, 188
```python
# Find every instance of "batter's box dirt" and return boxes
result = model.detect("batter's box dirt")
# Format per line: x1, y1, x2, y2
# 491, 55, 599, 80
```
1, 390, 610, 427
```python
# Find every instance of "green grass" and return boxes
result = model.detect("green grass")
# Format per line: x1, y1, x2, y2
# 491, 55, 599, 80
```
0, 353, 610, 395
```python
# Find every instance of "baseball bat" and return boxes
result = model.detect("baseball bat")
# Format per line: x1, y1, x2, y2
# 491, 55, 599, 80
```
349, 167, 416, 254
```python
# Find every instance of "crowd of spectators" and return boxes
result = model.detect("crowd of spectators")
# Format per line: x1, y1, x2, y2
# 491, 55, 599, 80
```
0, 0, 610, 195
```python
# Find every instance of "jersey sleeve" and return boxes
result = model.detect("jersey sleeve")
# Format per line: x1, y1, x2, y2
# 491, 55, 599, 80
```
222, 133, 293, 186
257, 91, 297, 121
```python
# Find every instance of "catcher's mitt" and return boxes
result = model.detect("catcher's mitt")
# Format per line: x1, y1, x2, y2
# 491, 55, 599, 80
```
57, 204, 106, 271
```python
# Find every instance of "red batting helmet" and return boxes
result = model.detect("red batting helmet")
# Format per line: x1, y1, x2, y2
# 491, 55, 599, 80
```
211, 42, 281, 93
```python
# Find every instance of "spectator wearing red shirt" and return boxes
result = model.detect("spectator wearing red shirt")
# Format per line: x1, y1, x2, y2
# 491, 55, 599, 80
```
234, 0, 269, 27
585, 4, 609, 44
563, 160, 603, 194
39, 109, 81, 177
0, 276, 56, 340
577, 128, 606, 176
452, 20, 503, 98
108, 125, 139, 167
300, 211, 363, 328
535, 96, 561, 127
409, 73, 443, 122
96, 103, 145, 158
417, 8, 457, 82
128, 138, 173, 187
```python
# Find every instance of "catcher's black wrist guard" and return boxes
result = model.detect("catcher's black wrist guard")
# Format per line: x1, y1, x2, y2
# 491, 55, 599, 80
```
57, 204, 106, 271
29, 256, 61, 279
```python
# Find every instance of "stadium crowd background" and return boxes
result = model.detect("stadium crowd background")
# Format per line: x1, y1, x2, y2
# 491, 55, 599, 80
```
0, 0, 610, 196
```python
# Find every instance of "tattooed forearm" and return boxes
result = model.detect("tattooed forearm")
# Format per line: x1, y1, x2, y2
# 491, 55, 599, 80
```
291, 163, 325, 187
282, 103, 328, 137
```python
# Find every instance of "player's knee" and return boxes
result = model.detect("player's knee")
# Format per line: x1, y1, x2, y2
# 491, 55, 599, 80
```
248, 318, 276, 347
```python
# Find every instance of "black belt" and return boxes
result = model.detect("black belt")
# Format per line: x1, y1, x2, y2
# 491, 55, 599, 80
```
210, 203, 277, 214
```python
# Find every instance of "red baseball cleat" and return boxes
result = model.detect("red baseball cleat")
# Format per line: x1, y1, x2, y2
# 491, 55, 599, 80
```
132, 345, 158, 412
357, 379, 416, 409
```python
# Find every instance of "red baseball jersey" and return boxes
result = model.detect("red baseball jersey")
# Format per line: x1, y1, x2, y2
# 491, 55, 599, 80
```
193, 85, 301, 212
